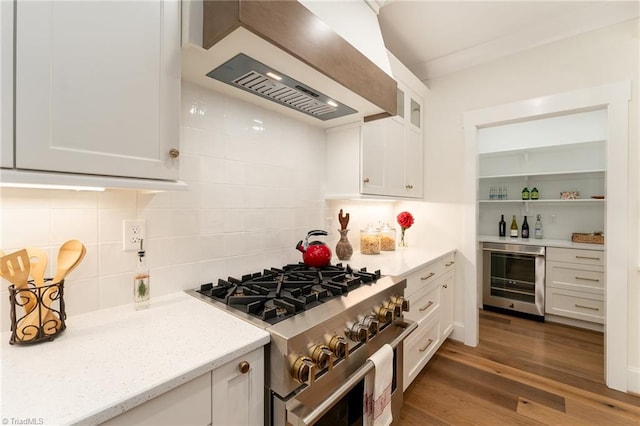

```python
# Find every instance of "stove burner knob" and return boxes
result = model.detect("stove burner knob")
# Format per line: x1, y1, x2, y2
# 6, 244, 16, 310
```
345, 321, 369, 343
328, 335, 349, 359
359, 315, 379, 337
383, 299, 402, 317
291, 355, 316, 385
390, 295, 410, 312
310, 345, 334, 370
373, 305, 394, 324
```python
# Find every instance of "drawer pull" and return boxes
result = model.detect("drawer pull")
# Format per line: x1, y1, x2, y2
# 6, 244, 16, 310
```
575, 255, 601, 261
442, 284, 448, 288
575, 276, 600, 282
419, 338, 435, 352
421, 272, 436, 281
575, 304, 600, 311
419, 301, 434, 312
445, 261, 455, 267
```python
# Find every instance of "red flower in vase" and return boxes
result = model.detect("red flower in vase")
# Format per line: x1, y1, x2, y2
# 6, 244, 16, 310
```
397, 211, 415, 230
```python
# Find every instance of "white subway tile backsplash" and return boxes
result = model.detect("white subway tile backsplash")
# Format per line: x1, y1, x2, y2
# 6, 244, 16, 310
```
98, 208, 137, 244
1, 209, 51, 249
64, 277, 100, 316
51, 208, 97, 245
51, 190, 99, 209
99, 242, 137, 275
98, 273, 133, 309
0, 81, 328, 318
0, 188, 52, 209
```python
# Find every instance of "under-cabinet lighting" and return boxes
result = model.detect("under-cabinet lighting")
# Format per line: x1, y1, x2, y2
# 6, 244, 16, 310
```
0, 182, 106, 191
266, 71, 282, 81
327, 100, 338, 108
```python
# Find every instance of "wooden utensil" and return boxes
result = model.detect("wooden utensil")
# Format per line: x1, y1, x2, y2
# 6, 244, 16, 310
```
1, 250, 41, 341
53, 240, 86, 283
38, 240, 85, 335
26, 247, 48, 286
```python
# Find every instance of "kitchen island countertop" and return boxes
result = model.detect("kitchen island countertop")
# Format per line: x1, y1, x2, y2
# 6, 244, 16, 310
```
0, 292, 270, 425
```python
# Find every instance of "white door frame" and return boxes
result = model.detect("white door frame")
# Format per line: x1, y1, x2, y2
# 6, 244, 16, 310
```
462, 81, 631, 392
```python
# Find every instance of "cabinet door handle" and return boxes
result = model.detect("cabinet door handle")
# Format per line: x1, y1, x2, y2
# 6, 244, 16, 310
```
575, 255, 600, 261
405, 184, 413, 189
575, 276, 600, 282
419, 338, 434, 352
238, 361, 250, 374
575, 304, 600, 311
442, 284, 448, 288
419, 301, 434, 312
420, 272, 435, 281
363, 178, 370, 183
169, 148, 180, 158
445, 261, 455, 267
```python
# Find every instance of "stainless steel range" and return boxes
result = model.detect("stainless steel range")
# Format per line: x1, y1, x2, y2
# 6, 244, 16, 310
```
187, 263, 417, 426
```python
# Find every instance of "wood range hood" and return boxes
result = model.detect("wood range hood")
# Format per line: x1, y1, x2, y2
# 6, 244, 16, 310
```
181, 0, 397, 127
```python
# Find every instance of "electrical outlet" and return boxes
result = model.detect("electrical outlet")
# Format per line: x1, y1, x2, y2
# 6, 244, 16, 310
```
123, 219, 146, 251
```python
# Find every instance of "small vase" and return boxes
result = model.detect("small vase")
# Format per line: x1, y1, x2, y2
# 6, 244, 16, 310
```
399, 228, 408, 247
336, 229, 353, 260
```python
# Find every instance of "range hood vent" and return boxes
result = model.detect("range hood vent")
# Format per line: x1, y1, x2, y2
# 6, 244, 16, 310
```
207, 54, 356, 120
181, 0, 397, 127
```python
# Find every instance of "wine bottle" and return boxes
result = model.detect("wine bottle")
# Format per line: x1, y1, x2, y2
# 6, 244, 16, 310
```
534, 214, 543, 239
522, 216, 530, 239
510, 215, 518, 238
522, 187, 530, 200
499, 215, 506, 237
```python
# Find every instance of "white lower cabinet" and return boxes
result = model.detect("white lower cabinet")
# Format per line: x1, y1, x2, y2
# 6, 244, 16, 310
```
545, 247, 605, 327
102, 373, 212, 426
402, 251, 455, 390
102, 348, 265, 426
212, 348, 264, 426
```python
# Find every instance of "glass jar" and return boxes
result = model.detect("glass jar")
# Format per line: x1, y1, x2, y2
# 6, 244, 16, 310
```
380, 223, 396, 251
360, 225, 381, 255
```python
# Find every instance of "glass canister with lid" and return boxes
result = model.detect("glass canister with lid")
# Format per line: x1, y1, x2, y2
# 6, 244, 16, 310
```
360, 224, 381, 255
380, 223, 396, 251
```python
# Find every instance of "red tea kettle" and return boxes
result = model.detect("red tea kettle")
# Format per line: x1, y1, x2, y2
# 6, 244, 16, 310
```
296, 230, 332, 267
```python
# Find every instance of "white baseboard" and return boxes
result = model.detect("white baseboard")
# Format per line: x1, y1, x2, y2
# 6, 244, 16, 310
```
628, 366, 640, 395
450, 321, 465, 343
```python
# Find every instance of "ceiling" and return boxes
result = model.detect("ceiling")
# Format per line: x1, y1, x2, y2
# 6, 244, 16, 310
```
377, 1, 640, 82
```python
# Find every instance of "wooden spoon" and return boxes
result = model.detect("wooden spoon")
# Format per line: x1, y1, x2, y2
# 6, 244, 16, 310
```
53, 240, 86, 283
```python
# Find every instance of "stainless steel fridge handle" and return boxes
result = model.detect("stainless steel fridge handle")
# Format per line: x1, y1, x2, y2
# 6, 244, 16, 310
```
287, 320, 418, 426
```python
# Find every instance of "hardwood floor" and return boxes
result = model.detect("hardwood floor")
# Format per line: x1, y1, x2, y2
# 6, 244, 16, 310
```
400, 310, 640, 425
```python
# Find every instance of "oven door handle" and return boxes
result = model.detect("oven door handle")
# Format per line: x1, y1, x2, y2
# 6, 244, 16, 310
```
287, 319, 418, 426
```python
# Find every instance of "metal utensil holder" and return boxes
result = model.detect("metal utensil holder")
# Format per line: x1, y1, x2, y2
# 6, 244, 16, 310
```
9, 279, 67, 345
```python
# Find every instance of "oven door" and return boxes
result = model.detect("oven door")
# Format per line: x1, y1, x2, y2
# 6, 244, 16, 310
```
273, 320, 417, 426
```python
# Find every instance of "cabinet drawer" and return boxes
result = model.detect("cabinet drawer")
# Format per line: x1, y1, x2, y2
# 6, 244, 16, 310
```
546, 247, 604, 266
403, 316, 440, 391
405, 277, 441, 323
405, 252, 455, 297
546, 261, 604, 294
545, 287, 604, 324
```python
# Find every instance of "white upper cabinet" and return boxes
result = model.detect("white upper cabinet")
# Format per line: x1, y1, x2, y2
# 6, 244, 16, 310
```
0, 0, 13, 168
325, 52, 426, 200
11, 0, 181, 182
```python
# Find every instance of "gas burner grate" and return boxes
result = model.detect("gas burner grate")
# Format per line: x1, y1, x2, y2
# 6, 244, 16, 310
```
197, 263, 381, 324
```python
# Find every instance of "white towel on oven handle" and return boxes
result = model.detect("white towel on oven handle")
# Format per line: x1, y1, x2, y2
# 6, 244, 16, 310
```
363, 343, 394, 426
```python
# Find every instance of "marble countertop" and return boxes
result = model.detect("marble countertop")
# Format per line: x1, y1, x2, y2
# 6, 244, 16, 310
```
0, 292, 270, 425
478, 235, 605, 251
332, 246, 457, 277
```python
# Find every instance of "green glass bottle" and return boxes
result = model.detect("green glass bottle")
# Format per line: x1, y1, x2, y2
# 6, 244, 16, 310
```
522, 187, 530, 200
531, 187, 539, 200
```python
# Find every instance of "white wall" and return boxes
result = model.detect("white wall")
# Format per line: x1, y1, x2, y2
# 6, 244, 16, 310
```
0, 82, 327, 331
422, 18, 639, 390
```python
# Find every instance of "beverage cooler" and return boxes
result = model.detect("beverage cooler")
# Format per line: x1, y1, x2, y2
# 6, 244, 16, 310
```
482, 242, 545, 320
